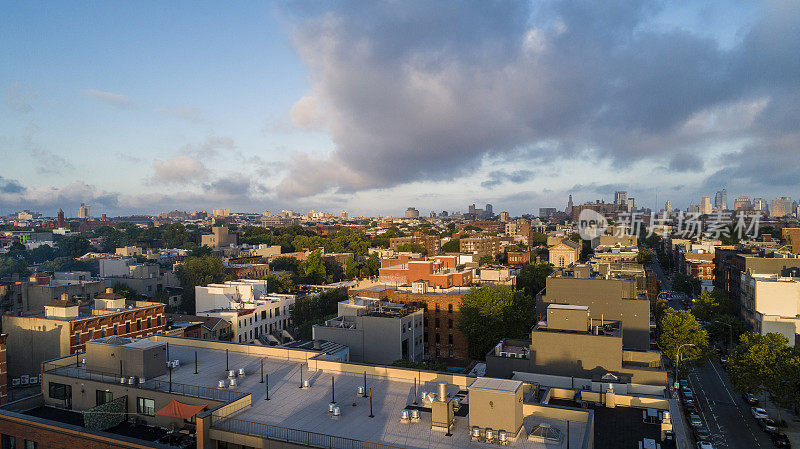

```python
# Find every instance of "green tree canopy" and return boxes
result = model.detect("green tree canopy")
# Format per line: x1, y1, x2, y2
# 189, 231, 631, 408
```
672, 272, 701, 298
175, 255, 227, 312
458, 286, 535, 359
637, 247, 654, 264
516, 262, 554, 296
439, 239, 460, 254
478, 255, 494, 266
301, 251, 327, 285
659, 308, 708, 365
269, 256, 301, 273
396, 243, 426, 254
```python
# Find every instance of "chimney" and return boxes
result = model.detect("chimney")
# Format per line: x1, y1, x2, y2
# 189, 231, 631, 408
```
437, 381, 447, 402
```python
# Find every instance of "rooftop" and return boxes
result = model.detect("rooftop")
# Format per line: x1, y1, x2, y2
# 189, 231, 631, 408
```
46, 339, 590, 449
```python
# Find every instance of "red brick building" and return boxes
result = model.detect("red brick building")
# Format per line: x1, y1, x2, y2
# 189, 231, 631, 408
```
0, 334, 7, 405
379, 256, 472, 288
507, 251, 531, 266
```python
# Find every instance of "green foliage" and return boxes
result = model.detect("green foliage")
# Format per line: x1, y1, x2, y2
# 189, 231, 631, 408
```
263, 273, 297, 294
478, 255, 494, 266
530, 232, 548, 246
396, 243, 426, 254
269, 256, 301, 273
112, 283, 144, 301
162, 223, 193, 248
176, 255, 227, 312
659, 308, 708, 364
54, 235, 93, 258
83, 396, 126, 431
363, 253, 380, 277
439, 239, 460, 254
692, 289, 736, 322
344, 256, 359, 279
290, 289, 347, 339
41, 257, 96, 275
391, 359, 448, 372
729, 332, 800, 421
516, 262, 554, 296
672, 272, 701, 297
705, 313, 748, 348
643, 234, 662, 249
301, 251, 327, 284
0, 256, 29, 278
458, 286, 535, 359
569, 232, 581, 243
637, 247, 654, 264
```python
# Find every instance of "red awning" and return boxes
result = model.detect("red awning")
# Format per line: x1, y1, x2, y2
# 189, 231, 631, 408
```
154, 399, 207, 420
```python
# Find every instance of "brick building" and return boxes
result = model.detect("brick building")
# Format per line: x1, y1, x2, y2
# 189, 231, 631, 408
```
379, 255, 472, 288
460, 236, 503, 258
0, 334, 6, 405
2, 289, 165, 381
351, 287, 469, 361
389, 234, 441, 255
507, 251, 531, 266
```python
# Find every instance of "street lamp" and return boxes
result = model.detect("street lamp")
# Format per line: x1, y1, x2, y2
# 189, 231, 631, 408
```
675, 343, 697, 387
713, 320, 734, 350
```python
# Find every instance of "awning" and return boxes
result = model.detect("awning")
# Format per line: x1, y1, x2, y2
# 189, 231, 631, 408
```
154, 399, 207, 420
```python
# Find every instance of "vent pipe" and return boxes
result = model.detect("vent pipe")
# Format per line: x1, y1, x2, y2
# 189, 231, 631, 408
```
437, 381, 447, 402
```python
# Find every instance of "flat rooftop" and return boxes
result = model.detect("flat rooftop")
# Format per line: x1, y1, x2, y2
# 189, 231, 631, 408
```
49, 342, 588, 449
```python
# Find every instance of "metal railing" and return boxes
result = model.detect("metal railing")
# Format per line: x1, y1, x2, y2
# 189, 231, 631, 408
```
212, 418, 403, 449
43, 362, 247, 403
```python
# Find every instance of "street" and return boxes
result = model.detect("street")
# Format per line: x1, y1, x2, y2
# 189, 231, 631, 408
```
651, 256, 776, 449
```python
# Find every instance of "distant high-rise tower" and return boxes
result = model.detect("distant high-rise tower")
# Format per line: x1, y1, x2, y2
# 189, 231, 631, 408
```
566, 195, 574, 213
699, 197, 713, 215
77, 203, 91, 219
664, 201, 672, 213
614, 191, 628, 206
485, 204, 493, 218
753, 198, 767, 212
626, 198, 635, 211
714, 189, 728, 210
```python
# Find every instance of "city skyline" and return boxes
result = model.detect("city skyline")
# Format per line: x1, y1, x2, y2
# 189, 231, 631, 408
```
2, 1, 800, 216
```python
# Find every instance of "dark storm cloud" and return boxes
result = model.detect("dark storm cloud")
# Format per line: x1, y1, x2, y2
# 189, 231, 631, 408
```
276, 0, 800, 198
481, 169, 534, 188
0, 176, 25, 194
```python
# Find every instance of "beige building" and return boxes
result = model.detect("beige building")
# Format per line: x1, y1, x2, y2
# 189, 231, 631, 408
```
200, 226, 238, 249
390, 235, 441, 255
460, 236, 503, 258
548, 239, 580, 267
741, 272, 800, 345
115, 246, 143, 257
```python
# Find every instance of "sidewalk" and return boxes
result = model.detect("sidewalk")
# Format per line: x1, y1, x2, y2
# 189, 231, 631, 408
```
668, 386, 692, 449
763, 396, 800, 447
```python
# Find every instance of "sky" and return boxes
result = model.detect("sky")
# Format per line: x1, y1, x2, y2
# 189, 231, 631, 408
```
1, 0, 799, 217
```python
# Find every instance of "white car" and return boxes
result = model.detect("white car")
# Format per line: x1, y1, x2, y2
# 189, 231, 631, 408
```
697, 442, 714, 449
751, 407, 768, 419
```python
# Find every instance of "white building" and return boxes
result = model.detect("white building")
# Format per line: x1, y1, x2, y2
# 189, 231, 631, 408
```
741, 272, 800, 346
195, 280, 296, 345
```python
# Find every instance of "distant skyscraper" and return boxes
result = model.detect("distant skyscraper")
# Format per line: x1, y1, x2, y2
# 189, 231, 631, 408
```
714, 189, 728, 210
485, 204, 493, 218
664, 201, 672, 213
499, 211, 510, 222
699, 197, 713, 215
753, 198, 767, 212
566, 195, 574, 213
77, 203, 91, 219
614, 191, 628, 206
734, 195, 752, 210
626, 198, 635, 211
404, 207, 420, 219
770, 197, 793, 218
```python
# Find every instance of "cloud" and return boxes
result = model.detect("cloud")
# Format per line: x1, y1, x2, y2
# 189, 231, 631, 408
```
0, 180, 119, 215
84, 89, 131, 108
274, 0, 800, 198
152, 156, 208, 184
481, 169, 533, 188
0, 176, 25, 194
179, 135, 236, 158
668, 153, 704, 172
156, 106, 204, 123
21, 124, 75, 174
5, 82, 37, 112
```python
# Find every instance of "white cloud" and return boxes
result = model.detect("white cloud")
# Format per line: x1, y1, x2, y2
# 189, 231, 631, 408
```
152, 156, 208, 184
290, 96, 325, 129
5, 82, 37, 112
84, 89, 131, 108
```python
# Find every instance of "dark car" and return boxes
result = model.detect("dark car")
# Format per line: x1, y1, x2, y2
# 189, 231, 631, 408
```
684, 403, 698, 415
771, 433, 791, 448
693, 426, 711, 442
683, 390, 695, 401
743, 393, 759, 406
759, 418, 778, 433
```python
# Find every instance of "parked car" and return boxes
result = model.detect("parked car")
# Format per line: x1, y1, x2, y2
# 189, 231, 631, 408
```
689, 414, 703, 427
743, 393, 759, 406
697, 442, 714, 449
752, 407, 769, 419
759, 418, 778, 433
684, 403, 698, 414
679, 380, 689, 389
694, 426, 711, 442
683, 390, 695, 401
771, 432, 791, 448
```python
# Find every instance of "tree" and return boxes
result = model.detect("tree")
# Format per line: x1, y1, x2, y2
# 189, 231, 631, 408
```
692, 289, 736, 322
672, 272, 701, 298
290, 289, 347, 339
478, 255, 494, 266
42, 257, 96, 275
54, 235, 94, 258
396, 243, 426, 254
530, 232, 547, 246
659, 308, 708, 370
459, 286, 533, 359
644, 234, 662, 249
439, 239, 460, 254
637, 247, 654, 265
176, 255, 226, 312
269, 256, 301, 273
162, 223, 191, 248
516, 263, 554, 296
344, 256, 359, 280
705, 313, 747, 349
0, 256, 29, 278
729, 332, 800, 423
363, 253, 380, 277
301, 251, 327, 285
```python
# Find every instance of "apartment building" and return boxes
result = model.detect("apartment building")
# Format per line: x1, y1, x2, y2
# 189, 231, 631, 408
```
200, 226, 238, 249
389, 234, 441, 255
194, 280, 296, 344
486, 304, 664, 387
740, 273, 800, 345
15, 272, 107, 312
714, 251, 800, 315
312, 297, 424, 364
379, 255, 472, 288
504, 219, 532, 246
460, 236, 503, 258
507, 250, 531, 266
2, 289, 165, 380
166, 313, 233, 341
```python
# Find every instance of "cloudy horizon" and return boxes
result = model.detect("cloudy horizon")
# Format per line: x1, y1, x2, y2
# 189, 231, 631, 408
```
2, 0, 799, 217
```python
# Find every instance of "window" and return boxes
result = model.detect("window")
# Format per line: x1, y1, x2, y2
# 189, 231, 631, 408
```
448, 334, 453, 344
136, 319, 141, 331
448, 304, 453, 313
448, 319, 453, 329
261, 311, 266, 319
137, 397, 155, 416
96, 390, 113, 406
275, 307, 280, 317
113, 324, 118, 335
435, 318, 440, 328
147, 317, 152, 328
101, 327, 107, 337
126, 322, 131, 333
48, 382, 71, 400
72, 332, 80, 345
435, 333, 440, 343
24, 440, 37, 449
435, 304, 440, 312
156, 316, 161, 326
2, 435, 16, 449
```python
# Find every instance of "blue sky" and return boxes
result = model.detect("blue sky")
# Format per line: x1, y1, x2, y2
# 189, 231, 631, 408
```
2, 1, 798, 217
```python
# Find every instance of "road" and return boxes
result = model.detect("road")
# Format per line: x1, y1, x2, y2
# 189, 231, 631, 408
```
650, 256, 774, 449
